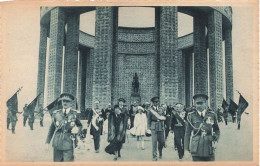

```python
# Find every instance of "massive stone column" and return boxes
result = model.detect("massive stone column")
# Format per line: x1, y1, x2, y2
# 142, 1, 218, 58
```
63, 13, 80, 99
46, 7, 65, 105
111, 7, 119, 106
224, 27, 233, 102
37, 24, 48, 106
158, 6, 178, 105
177, 50, 185, 104
208, 10, 223, 110
185, 50, 193, 107
85, 48, 94, 109
193, 14, 208, 96
77, 50, 87, 111
93, 7, 116, 108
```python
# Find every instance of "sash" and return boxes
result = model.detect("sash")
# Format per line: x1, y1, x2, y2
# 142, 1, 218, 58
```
149, 107, 166, 121
91, 109, 100, 131
174, 111, 186, 126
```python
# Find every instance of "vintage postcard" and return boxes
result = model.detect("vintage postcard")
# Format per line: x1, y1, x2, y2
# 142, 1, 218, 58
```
0, 0, 259, 165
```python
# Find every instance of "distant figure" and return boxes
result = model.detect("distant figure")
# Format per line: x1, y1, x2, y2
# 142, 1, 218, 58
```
132, 73, 139, 94
23, 104, 29, 127
7, 103, 19, 134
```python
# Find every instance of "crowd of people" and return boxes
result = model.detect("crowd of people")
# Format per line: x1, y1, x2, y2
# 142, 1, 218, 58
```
41, 92, 223, 162
7, 90, 246, 162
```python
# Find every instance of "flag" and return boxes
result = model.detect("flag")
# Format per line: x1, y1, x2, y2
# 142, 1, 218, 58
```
27, 95, 40, 114
46, 98, 61, 115
7, 93, 18, 113
228, 99, 238, 116
237, 94, 249, 114
221, 98, 229, 110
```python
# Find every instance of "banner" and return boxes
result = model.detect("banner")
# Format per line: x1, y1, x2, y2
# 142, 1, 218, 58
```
228, 99, 238, 116
237, 94, 249, 114
7, 93, 18, 113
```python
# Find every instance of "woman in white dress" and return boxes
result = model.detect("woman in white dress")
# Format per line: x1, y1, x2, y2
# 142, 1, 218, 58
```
134, 106, 147, 150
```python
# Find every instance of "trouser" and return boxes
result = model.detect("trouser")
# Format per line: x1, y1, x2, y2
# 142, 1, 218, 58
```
174, 126, 185, 159
23, 116, 28, 126
224, 118, 228, 125
28, 122, 33, 130
165, 126, 170, 140
151, 130, 165, 159
53, 149, 74, 162
192, 156, 215, 161
40, 119, 43, 127
93, 131, 101, 150
7, 117, 10, 129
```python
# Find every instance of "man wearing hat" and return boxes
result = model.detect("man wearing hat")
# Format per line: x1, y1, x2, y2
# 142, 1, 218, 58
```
184, 94, 220, 161
23, 104, 29, 127
171, 103, 187, 161
147, 97, 166, 161
87, 100, 105, 153
45, 93, 82, 162
105, 98, 128, 161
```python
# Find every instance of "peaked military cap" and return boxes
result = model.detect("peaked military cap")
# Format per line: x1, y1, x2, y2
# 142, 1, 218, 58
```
151, 96, 159, 102
118, 98, 126, 103
59, 93, 74, 102
193, 94, 208, 102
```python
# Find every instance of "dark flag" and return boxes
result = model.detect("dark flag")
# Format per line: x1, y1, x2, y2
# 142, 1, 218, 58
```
228, 99, 238, 116
46, 98, 61, 115
221, 98, 229, 110
27, 95, 40, 114
237, 94, 249, 114
7, 93, 18, 113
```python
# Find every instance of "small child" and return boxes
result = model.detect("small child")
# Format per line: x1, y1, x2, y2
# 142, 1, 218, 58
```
134, 106, 147, 150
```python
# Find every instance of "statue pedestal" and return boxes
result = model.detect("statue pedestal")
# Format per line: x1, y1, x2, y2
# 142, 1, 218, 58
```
130, 93, 141, 105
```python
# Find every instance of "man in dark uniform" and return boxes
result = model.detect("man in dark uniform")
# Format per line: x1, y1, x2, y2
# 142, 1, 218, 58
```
39, 104, 44, 127
87, 100, 105, 153
171, 103, 186, 161
163, 104, 171, 141
7, 103, 19, 134
45, 93, 82, 162
28, 109, 35, 130
184, 94, 220, 161
23, 104, 29, 127
147, 97, 166, 161
223, 107, 229, 125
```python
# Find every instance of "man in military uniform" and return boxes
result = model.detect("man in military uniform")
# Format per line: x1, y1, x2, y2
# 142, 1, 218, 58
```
147, 97, 166, 161
45, 93, 82, 162
171, 103, 186, 161
28, 109, 35, 130
7, 103, 19, 134
87, 100, 105, 153
23, 104, 29, 127
184, 94, 220, 161
39, 104, 44, 127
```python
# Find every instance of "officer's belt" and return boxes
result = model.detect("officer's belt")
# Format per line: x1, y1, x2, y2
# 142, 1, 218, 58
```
151, 119, 162, 122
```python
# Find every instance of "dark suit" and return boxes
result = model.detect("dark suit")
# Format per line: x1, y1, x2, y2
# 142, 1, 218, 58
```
23, 106, 29, 126
46, 108, 82, 162
184, 109, 220, 161
147, 106, 165, 160
171, 110, 186, 159
87, 109, 105, 151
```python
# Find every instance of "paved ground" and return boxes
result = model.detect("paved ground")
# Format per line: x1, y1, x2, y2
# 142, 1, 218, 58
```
5, 113, 253, 162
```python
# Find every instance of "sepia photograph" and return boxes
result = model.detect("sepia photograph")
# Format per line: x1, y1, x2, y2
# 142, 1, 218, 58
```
0, 0, 259, 165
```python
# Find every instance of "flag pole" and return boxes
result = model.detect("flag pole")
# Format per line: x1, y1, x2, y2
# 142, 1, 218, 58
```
236, 90, 241, 95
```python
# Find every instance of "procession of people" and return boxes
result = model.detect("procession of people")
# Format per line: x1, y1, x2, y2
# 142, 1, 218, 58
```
6, 89, 249, 162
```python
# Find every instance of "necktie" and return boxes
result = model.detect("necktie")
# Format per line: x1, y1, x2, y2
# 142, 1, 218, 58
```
64, 109, 67, 116
200, 112, 203, 119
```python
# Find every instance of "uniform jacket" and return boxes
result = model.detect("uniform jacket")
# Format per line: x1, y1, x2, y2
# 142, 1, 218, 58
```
171, 110, 187, 130
87, 108, 106, 135
184, 109, 220, 157
7, 108, 18, 122
23, 107, 29, 117
147, 106, 165, 131
45, 108, 82, 151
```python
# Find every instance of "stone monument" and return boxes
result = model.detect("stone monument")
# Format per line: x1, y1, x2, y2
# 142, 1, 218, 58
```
130, 73, 141, 105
